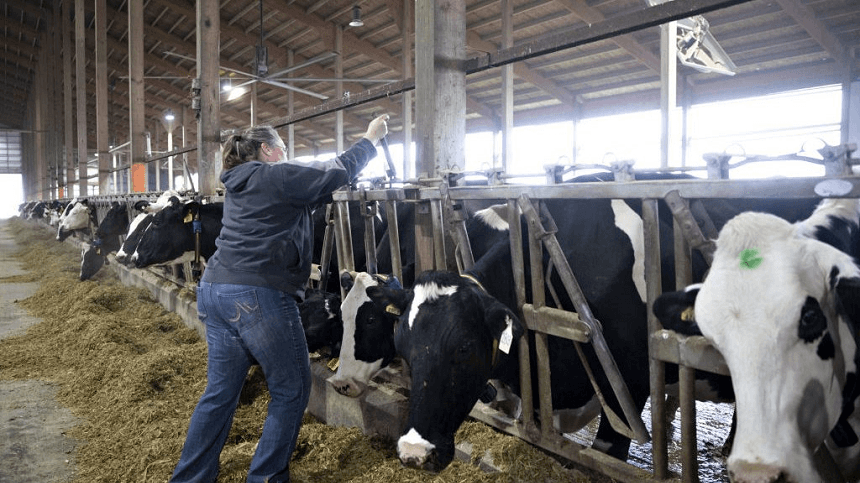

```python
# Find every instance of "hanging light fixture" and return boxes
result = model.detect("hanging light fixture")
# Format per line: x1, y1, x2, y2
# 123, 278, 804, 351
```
164, 109, 175, 122
348, 5, 363, 27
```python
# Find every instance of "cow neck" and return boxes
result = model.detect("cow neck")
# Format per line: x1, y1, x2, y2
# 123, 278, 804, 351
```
460, 272, 506, 370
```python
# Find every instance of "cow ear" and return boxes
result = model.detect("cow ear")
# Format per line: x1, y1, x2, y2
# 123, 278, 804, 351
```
483, 298, 523, 356
182, 201, 200, 222
830, 275, 860, 448
340, 271, 355, 292
652, 284, 703, 336
366, 285, 409, 317
835, 276, 860, 335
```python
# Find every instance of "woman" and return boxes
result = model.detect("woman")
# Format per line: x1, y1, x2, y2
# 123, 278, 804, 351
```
170, 114, 389, 483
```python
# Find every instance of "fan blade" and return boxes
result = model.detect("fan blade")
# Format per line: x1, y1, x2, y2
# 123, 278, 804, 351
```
163, 51, 259, 79
263, 51, 339, 80
260, 79, 328, 100
266, 77, 398, 83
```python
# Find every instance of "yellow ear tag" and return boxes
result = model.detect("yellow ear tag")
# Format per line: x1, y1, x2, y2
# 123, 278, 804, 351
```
385, 304, 401, 316
681, 306, 695, 322
327, 357, 340, 372
183, 212, 193, 223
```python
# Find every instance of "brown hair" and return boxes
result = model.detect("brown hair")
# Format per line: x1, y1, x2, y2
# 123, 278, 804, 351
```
221, 125, 282, 170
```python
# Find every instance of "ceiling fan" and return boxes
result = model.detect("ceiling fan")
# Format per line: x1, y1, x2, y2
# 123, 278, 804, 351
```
165, 0, 334, 100
163, 0, 398, 100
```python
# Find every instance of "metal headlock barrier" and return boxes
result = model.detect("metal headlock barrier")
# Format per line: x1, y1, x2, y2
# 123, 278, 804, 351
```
325, 142, 859, 483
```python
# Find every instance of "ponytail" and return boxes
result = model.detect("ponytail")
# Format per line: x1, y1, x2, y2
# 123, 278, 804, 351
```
221, 125, 281, 171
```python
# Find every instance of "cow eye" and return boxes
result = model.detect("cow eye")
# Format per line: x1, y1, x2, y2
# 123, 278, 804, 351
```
798, 296, 827, 343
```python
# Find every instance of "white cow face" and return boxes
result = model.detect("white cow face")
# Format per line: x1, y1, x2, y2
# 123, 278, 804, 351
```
694, 210, 860, 482
327, 272, 399, 397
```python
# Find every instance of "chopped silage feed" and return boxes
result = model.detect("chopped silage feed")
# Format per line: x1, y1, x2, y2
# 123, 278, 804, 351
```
0, 218, 601, 482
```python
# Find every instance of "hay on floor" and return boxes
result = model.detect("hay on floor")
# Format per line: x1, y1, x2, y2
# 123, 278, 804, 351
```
0, 218, 596, 483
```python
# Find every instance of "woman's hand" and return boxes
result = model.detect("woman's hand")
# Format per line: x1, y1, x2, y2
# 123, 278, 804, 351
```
363, 114, 389, 145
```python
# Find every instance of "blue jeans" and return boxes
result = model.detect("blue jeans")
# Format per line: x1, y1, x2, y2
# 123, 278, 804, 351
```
171, 282, 311, 483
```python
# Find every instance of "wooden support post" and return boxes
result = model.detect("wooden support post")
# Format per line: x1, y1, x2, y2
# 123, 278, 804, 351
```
75, 0, 88, 196
196, 0, 221, 195
95, 0, 110, 194
128, 0, 146, 193
62, 0, 73, 198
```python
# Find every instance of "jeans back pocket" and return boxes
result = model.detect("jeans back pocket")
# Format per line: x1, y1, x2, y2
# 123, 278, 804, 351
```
218, 290, 262, 330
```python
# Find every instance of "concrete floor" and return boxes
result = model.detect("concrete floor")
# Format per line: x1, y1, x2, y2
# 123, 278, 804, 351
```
0, 218, 79, 483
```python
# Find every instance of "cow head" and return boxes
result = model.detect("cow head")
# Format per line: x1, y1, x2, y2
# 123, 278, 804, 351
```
80, 241, 106, 281
327, 272, 401, 397
365, 270, 524, 471
115, 212, 153, 265
300, 289, 342, 354
656, 209, 860, 482
57, 199, 92, 241
131, 197, 197, 268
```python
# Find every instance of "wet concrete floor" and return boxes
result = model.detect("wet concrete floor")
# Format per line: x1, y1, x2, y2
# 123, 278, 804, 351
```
0, 218, 79, 483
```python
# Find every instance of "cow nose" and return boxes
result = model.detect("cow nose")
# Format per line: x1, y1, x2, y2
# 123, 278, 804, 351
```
399, 449, 440, 472
327, 376, 366, 397
728, 460, 792, 483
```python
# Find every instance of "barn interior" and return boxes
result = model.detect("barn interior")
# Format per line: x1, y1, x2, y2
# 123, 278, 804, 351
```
0, 0, 857, 197
2, 1, 860, 482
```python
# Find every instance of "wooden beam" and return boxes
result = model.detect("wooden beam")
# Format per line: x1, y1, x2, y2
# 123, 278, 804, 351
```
774, 0, 855, 68
466, 30, 575, 107
554, 0, 661, 73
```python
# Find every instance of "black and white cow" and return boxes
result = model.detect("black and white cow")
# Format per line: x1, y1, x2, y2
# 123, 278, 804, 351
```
57, 198, 97, 241
115, 212, 155, 265
329, 272, 404, 397
24, 201, 47, 220
129, 198, 223, 269
46, 200, 68, 226
363, 270, 524, 470
80, 202, 131, 281
114, 191, 187, 265
301, 288, 343, 355
654, 198, 860, 482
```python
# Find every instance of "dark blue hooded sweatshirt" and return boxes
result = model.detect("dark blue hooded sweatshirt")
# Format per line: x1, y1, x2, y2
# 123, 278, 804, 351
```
201, 138, 377, 300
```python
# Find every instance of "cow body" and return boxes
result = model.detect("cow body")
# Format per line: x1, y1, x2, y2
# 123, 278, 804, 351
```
655, 199, 860, 482
114, 192, 188, 265
130, 198, 223, 268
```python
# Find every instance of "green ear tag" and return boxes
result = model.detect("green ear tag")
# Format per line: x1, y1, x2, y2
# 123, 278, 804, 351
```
740, 248, 763, 269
